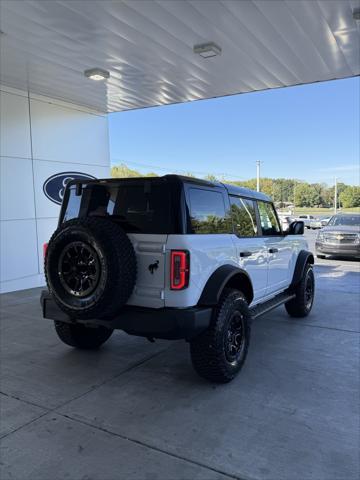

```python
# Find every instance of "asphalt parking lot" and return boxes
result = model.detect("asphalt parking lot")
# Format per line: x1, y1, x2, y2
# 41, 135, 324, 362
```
1, 229, 359, 480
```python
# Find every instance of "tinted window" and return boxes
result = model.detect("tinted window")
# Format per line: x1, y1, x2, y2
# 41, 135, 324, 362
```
188, 188, 230, 234
230, 196, 257, 236
257, 201, 281, 235
62, 182, 176, 234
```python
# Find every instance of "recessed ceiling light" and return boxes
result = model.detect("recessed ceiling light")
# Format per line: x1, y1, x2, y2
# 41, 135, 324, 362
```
353, 8, 360, 20
193, 42, 222, 58
84, 68, 110, 81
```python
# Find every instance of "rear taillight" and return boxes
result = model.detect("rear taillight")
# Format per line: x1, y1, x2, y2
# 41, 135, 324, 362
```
43, 242, 48, 259
170, 250, 190, 290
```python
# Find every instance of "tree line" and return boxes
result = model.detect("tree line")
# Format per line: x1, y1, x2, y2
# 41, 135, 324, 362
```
111, 164, 360, 208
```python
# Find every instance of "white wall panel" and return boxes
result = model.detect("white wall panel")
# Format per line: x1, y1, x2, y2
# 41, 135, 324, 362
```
36, 217, 58, 274
0, 219, 38, 282
0, 274, 45, 294
0, 156, 35, 221
0, 85, 110, 292
33, 160, 110, 219
0, 91, 31, 158
30, 99, 109, 166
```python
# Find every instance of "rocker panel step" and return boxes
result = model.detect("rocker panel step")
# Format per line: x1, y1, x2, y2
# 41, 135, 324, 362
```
250, 291, 295, 319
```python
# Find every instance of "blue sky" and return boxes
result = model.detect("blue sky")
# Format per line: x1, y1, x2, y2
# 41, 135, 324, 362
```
109, 77, 359, 185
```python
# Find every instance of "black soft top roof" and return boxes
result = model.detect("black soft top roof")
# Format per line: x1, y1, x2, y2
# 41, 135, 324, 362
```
69, 174, 271, 202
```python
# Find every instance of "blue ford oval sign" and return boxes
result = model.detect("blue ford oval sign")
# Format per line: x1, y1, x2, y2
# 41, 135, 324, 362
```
43, 172, 96, 205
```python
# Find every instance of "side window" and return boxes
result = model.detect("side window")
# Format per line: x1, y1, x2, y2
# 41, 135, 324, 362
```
257, 201, 281, 236
188, 188, 230, 234
230, 196, 257, 237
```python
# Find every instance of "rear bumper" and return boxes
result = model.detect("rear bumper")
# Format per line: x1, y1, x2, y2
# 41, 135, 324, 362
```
315, 242, 360, 257
40, 291, 212, 341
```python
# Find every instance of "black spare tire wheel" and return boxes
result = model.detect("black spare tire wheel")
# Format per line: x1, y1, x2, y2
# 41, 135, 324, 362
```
45, 217, 136, 319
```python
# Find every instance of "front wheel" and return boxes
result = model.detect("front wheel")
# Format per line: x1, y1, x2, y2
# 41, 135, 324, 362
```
190, 289, 251, 383
54, 321, 113, 349
285, 263, 315, 318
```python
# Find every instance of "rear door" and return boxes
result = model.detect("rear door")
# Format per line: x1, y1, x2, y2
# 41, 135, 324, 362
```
126, 234, 167, 308
111, 181, 172, 308
230, 196, 268, 303
61, 178, 181, 308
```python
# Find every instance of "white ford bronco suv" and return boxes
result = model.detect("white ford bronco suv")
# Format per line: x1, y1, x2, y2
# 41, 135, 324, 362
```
41, 175, 315, 383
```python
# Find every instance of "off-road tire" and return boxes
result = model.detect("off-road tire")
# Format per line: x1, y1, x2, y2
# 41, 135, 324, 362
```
45, 217, 136, 319
54, 321, 113, 349
285, 263, 315, 318
190, 289, 251, 383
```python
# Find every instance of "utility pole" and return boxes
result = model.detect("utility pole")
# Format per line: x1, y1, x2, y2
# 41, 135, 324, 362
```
256, 160, 261, 192
334, 177, 338, 214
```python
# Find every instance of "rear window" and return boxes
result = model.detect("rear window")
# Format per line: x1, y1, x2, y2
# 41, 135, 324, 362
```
61, 181, 176, 234
188, 188, 230, 234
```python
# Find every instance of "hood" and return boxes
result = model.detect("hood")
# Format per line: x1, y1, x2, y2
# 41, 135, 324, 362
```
321, 225, 360, 233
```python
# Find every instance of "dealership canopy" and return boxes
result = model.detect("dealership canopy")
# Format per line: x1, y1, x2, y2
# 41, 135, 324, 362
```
1, 0, 359, 113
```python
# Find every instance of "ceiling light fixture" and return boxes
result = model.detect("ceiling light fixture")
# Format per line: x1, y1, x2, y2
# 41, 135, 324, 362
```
353, 8, 360, 20
193, 42, 222, 58
84, 68, 110, 81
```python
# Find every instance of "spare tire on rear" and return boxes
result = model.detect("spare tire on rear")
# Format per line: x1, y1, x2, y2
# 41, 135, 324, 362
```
45, 217, 136, 319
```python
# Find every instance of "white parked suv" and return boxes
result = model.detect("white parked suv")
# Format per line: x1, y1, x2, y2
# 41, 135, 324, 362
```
41, 175, 315, 383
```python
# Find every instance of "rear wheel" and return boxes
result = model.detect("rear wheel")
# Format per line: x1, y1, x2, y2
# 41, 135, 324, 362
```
54, 321, 113, 349
285, 263, 315, 318
190, 289, 251, 383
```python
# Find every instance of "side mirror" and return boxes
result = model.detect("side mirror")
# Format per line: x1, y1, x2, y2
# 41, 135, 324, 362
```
286, 220, 304, 235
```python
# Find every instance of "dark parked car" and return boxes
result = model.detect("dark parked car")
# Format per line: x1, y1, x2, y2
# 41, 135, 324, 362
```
316, 214, 360, 259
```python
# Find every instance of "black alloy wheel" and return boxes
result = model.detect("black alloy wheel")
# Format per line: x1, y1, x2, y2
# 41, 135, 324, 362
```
58, 241, 100, 297
224, 311, 246, 364
304, 271, 314, 310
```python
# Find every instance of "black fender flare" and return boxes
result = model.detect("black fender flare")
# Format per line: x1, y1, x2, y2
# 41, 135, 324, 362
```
198, 265, 254, 306
290, 250, 314, 287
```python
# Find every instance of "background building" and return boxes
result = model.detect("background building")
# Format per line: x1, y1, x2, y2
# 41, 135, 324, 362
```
0, 86, 110, 292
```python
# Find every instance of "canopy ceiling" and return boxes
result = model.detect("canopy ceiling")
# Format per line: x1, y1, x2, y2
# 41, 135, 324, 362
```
1, 0, 359, 112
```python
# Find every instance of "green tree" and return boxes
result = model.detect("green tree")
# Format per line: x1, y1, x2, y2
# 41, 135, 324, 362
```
111, 164, 141, 178
294, 183, 318, 207
204, 174, 218, 182
339, 186, 360, 208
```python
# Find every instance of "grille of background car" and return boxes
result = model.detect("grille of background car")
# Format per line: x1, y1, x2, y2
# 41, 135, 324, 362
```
323, 233, 358, 244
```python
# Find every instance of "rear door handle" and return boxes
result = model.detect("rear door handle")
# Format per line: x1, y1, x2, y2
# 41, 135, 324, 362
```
240, 251, 252, 258
268, 248, 279, 254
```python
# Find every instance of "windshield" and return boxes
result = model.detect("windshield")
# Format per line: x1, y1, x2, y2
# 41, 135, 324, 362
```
327, 215, 360, 227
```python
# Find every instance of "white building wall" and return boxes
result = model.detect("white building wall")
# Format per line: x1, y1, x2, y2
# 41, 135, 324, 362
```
0, 85, 110, 293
